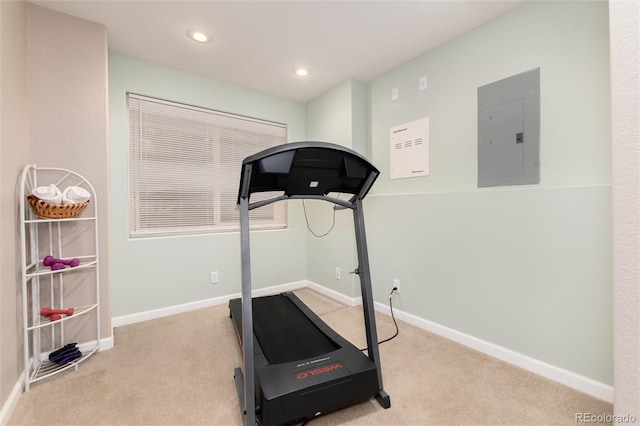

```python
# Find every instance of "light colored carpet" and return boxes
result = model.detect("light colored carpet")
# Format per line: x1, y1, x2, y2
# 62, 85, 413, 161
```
9, 288, 612, 425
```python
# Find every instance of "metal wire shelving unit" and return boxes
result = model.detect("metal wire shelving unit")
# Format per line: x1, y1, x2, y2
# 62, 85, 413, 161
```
19, 164, 100, 391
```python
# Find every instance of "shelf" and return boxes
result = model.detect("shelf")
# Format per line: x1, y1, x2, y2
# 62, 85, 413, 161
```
28, 304, 98, 331
25, 259, 97, 279
24, 215, 96, 224
29, 345, 99, 384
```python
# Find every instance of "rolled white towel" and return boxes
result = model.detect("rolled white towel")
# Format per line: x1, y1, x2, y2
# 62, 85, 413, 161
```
62, 186, 91, 205
32, 184, 63, 204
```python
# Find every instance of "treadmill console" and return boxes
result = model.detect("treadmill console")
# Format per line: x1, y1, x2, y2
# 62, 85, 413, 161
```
238, 141, 379, 203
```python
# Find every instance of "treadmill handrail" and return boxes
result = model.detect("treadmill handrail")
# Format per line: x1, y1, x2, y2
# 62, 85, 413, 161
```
248, 194, 354, 211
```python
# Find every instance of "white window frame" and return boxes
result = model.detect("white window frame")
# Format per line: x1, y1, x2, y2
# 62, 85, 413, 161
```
127, 93, 287, 237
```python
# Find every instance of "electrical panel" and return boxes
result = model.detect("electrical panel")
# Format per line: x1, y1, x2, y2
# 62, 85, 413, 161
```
478, 68, 540, 187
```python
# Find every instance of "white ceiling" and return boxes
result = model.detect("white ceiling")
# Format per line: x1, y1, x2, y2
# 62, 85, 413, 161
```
32, 0, 524, 103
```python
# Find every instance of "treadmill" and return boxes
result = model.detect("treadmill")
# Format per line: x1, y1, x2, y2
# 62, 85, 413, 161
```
229, 141, 391, 426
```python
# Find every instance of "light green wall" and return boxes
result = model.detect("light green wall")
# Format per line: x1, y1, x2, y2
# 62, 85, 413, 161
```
306, 79, 352, 147
108, 0, 612, 386
370, 2, 610, 195
365, 0, 612, 384
350, 79, 369, 158
305, 79, 370, 297
109, 54, 308, 317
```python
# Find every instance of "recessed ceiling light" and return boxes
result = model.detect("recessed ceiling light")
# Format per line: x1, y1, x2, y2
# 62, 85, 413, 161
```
294, 68, 311, 77
187, 29, 211, 44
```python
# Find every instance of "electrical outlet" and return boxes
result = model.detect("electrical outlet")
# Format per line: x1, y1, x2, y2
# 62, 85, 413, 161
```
392, 278, 400, 293
419, 76, 427, 91
335, 267, 341, 280
211, 271, 219, 284
391, 87, 398, 101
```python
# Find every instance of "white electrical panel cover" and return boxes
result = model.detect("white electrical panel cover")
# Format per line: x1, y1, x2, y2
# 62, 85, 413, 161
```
390, 117, 429, 180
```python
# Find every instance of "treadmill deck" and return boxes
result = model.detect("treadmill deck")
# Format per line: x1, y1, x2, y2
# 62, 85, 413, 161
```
229, 292, 380, 425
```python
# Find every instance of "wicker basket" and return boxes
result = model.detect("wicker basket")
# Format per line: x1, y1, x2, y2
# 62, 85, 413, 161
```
26, 195, 89, 219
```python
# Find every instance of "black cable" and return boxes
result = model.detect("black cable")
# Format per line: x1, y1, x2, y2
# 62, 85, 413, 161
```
378, 292, 399, 345
360, 289, 399, 351
302, 199, 336, 237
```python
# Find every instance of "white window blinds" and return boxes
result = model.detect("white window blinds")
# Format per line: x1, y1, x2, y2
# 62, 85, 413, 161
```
128, 94, 287, 236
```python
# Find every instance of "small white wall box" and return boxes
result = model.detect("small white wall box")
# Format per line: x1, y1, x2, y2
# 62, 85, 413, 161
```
390, 117, 429, 180
477, 68, 540, 187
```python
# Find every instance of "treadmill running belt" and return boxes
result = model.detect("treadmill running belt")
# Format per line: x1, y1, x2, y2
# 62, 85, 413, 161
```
252, 295, 339, 364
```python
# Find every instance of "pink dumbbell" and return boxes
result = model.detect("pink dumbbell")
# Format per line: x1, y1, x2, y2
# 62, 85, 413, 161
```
43, 255, 80, 270
41, 307, 74, 317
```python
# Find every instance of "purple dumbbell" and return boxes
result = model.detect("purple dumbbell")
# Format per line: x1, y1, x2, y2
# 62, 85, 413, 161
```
43, 255, 80, 271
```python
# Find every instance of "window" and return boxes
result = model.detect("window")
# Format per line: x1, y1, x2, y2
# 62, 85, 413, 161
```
128, 94, 287, 236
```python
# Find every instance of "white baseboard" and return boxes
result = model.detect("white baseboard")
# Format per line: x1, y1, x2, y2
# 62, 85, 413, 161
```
306, 281, 362, 307
98, 335, 115, 351
372, 298, 614, 403
75, 336, 114, 353
0, 372, 24, 426
111, 280, 307, 328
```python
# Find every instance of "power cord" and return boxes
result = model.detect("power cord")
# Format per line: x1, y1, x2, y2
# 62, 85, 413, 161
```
302, 199, 336, 237
360, 287, 399, 351
379, 287, 400, 345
